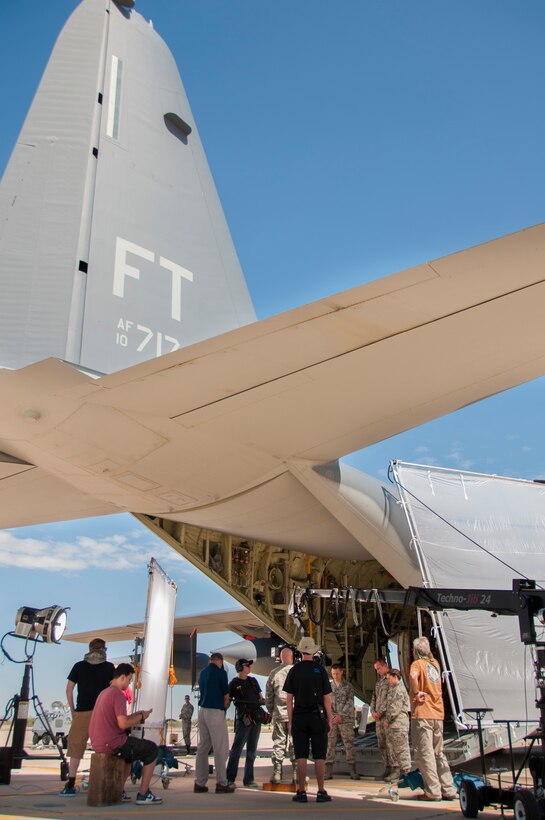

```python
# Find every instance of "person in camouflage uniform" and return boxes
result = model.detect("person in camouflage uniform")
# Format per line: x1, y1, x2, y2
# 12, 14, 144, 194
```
325, 664, 360, 780
179, 695, 194, 754
265, 646, 296, 783
370, 658, 394, 778
383, 668, 411, 782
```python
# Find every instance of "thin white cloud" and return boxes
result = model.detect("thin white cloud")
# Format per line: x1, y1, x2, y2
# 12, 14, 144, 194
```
445, 446, 475, 471
420, 455, 438, 465
0, 531, 192, 575
411, 445, 438, 466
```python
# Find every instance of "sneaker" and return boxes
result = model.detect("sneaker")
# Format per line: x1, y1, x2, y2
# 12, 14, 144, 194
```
59, 785, 76, 797
292, 790, 308, 803
215, 783, 235, 793
121, 791, 132, 802
193, 784, 209, 793
135, 791, 163, 805
316, 790, 332, 803
243, 782, 260, 789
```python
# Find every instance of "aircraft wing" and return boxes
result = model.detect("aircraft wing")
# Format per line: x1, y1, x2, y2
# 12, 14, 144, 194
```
2, 221, 545, 531
1, 220, 545, 530
0, 455, 118, 528
64, 608, 268, 644
68, 220, 545, 466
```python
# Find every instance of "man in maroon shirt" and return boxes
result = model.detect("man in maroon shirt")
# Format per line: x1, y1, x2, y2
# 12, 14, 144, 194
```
89, 663, 161, 805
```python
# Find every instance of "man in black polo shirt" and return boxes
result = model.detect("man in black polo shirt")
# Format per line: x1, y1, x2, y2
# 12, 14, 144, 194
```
60, 637, 114, 796
283, 637, 332, 803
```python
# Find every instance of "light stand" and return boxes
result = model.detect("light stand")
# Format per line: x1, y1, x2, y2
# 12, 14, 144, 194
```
9, 653, 68, 777
0, 604, 69, 783
11, 659, 31, 768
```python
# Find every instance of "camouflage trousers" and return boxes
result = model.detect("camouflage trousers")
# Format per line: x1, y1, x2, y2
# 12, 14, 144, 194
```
181, 719, 192, 747
384, 727, 411, 774
326, 720, 356, 764
271, 719, 295, 765
376, 720, 394, 766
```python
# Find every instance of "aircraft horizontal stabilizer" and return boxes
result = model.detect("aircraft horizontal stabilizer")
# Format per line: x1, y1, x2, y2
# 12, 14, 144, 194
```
1, 222, 545, 529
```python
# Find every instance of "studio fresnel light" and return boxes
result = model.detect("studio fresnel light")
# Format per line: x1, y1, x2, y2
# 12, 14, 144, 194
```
14, 605, 68, 644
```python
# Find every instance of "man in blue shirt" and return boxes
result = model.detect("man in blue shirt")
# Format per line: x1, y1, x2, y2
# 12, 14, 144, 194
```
194, 652, 235, 794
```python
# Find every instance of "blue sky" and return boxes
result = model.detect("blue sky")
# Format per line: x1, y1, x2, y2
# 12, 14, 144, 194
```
1, 0, 545, 712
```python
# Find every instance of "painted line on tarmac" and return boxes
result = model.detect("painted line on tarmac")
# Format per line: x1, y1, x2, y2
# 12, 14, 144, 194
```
0, 815, 64, 820
0, 808, 441, 818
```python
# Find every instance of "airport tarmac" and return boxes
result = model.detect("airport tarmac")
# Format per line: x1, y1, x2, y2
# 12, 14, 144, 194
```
0, 746, 516, 820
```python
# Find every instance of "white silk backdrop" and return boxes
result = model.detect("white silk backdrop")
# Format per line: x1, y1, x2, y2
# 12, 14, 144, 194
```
133, 558, 177, 745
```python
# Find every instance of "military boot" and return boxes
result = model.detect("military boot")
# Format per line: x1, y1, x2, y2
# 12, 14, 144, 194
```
349, 763, 360, 781
270, 762, 282, 784
324, 763, 334, 780
385, 767, 400, 783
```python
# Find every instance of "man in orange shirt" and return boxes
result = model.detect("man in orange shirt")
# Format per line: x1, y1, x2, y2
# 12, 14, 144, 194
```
409, 637, 456, 802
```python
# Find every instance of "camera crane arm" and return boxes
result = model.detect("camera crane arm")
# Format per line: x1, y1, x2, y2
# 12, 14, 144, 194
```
291, 577, 545, 763
291, 578, 545, 645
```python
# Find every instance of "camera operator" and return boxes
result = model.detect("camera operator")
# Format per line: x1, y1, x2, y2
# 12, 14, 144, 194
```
226, 659, 265, 789
283, 637, 333, 804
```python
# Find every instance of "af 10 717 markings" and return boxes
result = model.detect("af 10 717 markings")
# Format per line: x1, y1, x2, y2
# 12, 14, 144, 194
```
112, 236, 189, 357
115, 318, 180, 355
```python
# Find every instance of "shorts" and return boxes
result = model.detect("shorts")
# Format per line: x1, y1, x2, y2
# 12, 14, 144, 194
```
67, 711, 92, 758
291, 711, 328, 761
114, 736, 158, 766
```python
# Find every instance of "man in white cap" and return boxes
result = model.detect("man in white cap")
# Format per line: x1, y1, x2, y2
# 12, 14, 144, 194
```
283, 637, 333, 804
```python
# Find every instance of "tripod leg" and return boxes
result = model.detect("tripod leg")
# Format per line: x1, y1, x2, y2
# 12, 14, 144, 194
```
28, 661, 69, 780
32, 694, 69, 779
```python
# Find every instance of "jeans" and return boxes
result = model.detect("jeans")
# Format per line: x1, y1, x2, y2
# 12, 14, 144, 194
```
226, 718, 261, 784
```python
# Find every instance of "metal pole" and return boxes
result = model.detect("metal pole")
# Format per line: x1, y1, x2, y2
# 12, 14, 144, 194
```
534, 646, 545, 798
11, 661, 31, 768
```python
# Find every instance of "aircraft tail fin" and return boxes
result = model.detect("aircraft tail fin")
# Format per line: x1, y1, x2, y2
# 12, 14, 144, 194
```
0, 0, 255, 373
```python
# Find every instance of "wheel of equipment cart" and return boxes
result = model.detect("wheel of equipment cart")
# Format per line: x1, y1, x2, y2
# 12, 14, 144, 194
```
513, 789, 540, 820
459, 779, 479, 818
